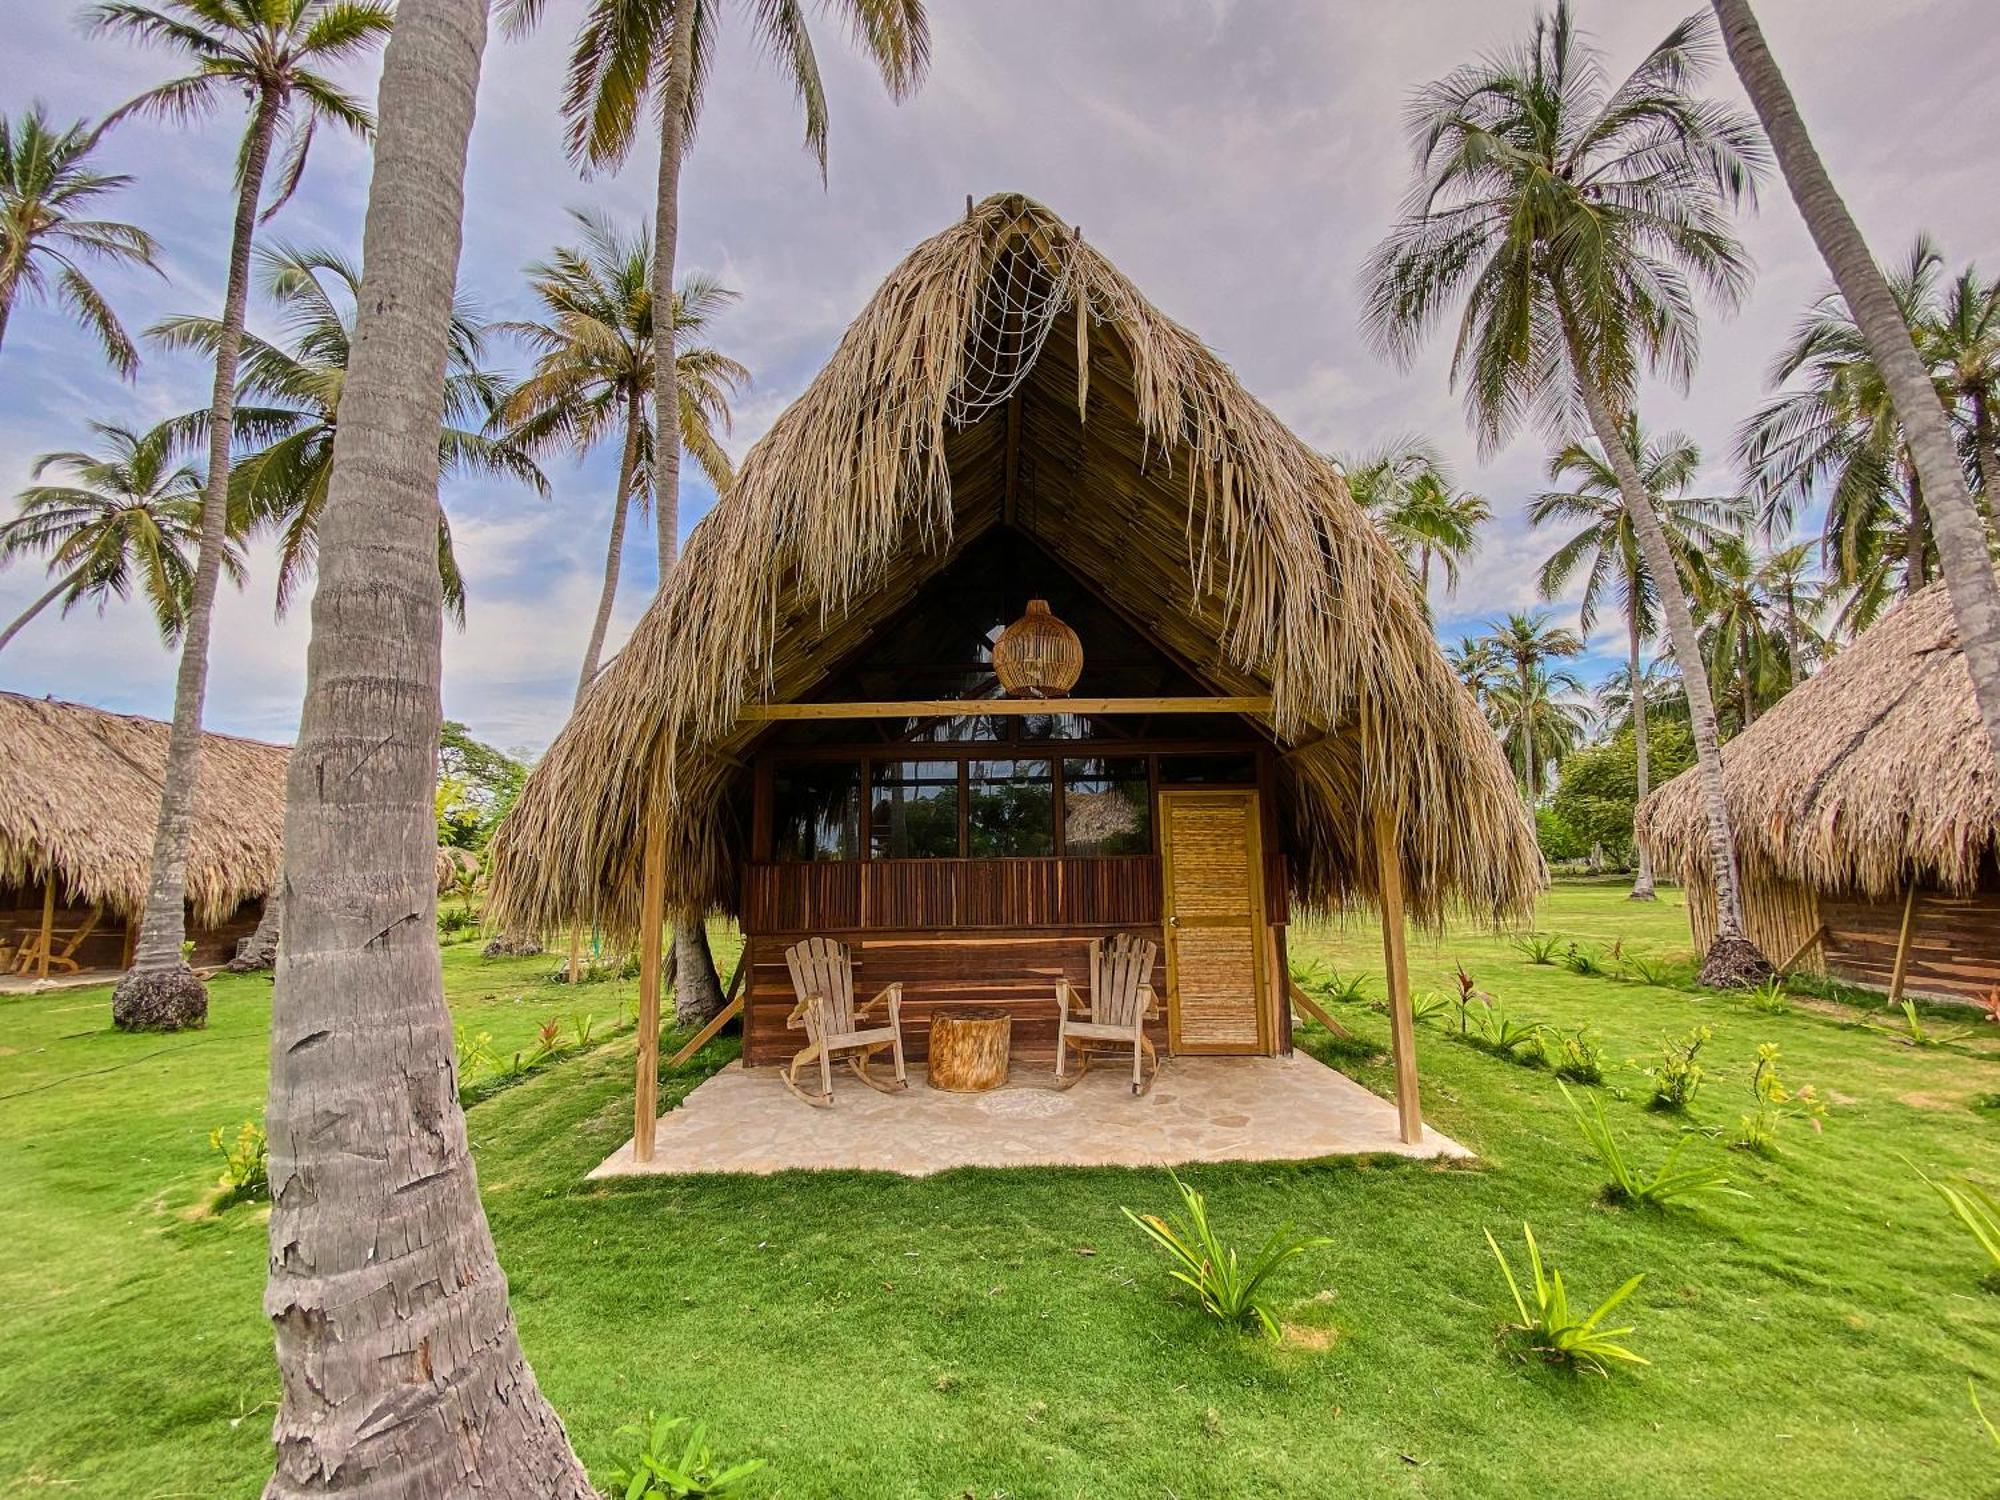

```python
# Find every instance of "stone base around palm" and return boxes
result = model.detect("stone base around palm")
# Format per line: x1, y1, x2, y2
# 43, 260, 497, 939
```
111, 965, 209, 1032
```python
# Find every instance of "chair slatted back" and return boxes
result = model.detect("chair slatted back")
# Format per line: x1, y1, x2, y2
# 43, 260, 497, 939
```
1089, 933, 1157, 1029
785, 937, 857, 1034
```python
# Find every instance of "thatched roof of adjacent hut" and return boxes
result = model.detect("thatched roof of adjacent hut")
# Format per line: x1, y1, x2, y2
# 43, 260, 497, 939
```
0, 692, 288, 924
1637, 580, 1999, 899
489, 192, 1537, 935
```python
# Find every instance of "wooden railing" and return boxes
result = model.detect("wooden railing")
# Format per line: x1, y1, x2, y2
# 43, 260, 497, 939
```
743, 855, 1161, 934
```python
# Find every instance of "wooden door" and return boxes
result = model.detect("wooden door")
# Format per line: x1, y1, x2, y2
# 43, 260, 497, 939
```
1159, 790, 1268, 1055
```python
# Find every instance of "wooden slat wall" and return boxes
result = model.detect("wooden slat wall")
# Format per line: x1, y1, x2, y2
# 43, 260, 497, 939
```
743, 928, 1168, 1064
1821, 886, 2000, 1002
1685, 872, 1825, 977
744, 855, 1160, 933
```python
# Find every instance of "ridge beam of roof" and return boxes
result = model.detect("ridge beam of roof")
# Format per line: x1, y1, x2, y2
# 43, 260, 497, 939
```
738, 696, 1272, 723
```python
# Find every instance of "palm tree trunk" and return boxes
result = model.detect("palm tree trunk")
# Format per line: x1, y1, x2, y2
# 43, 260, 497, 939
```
261, 2, 592, 1492
0, 566, 83, 655
651, 0, 696, 581
1561, 310, 1762, 977
1905, 460, 1927, 593
1971, 388, 2000, 539
0, 283, 13, 361
1418, 546, 1432, 604
1712, 0, 2000, 784
114, 90, 281, 1027
574, 389, 643, 707
1627, 602, 1657, 901
1521, 701, 1536, 803
673, 917, 727, 1027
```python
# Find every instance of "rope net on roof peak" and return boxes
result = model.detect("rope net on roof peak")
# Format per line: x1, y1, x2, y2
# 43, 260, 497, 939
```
945, 243, 1075, 428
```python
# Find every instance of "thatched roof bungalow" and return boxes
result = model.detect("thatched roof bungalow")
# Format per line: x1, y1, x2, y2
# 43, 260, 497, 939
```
490, 193, 1537, 1156
0, 692, 287, 974
1638, 581, 2000, 1004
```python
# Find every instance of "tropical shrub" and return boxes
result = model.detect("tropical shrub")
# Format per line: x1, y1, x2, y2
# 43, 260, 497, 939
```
1316, 969, 1373, 1006
1469, 1001, 1545, 1064
454, 1023, 497, 1081
208, 1119, 268, 1206
437, 904, 478, 940
1646, 1025, 1712, 1112
1123, 1174, 1331, 1340
1732, 1044, 1825, 1155
1448, 963, 1486, 1035
1485, 1223, 1648, 1375
604, 1413, 764, 1499
1552, 1026, 1605, 1085
1513, 932, 1563, 966
1742, 978, 1790, 1015
1561, 1082, 1738, 1207
1621, 953, 1696, 989
1873, 998, 1971, 1048
1559, 942, 1605, 977
570, 1012, 599, 1048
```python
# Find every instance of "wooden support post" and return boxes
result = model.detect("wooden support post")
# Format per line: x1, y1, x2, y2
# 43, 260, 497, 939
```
633, 817, 667, 1164
1776, 923, 1826, 975
1373, 804, 1422, 1146
1287, 977, 1357, 1042
1886, 882, 1920, 1007
666, 948, 747, 1069
37, 872, 56, 981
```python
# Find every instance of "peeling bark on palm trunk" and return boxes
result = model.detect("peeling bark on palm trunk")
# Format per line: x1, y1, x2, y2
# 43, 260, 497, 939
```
672, 919, 725, 1028
1713, 0, 2000, 784
261, 3, 590, 1493
1627, 603, 1656, 901
651, 0, 696, 582
117, 90, 281, 1027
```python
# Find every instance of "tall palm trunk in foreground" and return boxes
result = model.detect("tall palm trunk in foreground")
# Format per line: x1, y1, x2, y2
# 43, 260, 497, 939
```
1626, 595, 1657, 901
576, 389, 644, 704
1712, 0, 2000, 780
261, 2, 590, 1491
113, 97, 279, 1029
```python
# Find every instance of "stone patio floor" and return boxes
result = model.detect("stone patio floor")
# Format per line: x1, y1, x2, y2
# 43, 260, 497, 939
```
590, 1052, 1469, 1178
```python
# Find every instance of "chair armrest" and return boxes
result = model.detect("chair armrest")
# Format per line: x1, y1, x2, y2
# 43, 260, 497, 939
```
1138, 984, 1158, 1020
856, 982, 902, 1019
785, 991, 828, 1030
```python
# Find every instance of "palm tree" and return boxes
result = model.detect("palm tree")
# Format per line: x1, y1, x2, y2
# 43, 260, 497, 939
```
150, 242, 545, 620
1596, 656, 1684, 732
1344, 437, 1489, 608
501, 0, 928, 580
260, 0, 591, 1490
0, 104, 159, 373
493, 210, 747, 704
89, 0, 392, 1026
1447, 634, 1504, 712
1487, 664, 1592, 802
1709, 0, 2000, 787
1692, 530, 1794, 735
1933, 262, 2000, 524
0, 421, 244, 654
1481, 610, 1584, 804
1363, 1, 1774, 982
1530, 417, 1741, 898
1737, 237, 1946, 631
501, 0, 929, 1027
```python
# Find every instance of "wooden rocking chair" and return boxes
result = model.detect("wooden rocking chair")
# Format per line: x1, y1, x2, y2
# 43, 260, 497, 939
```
781, 936, 908, 1107
1055, 932, 1161, 1095
12, 906, 102, 977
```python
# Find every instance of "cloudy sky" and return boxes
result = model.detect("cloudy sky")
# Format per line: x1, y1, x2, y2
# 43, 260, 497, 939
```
3, 1, 1996, 754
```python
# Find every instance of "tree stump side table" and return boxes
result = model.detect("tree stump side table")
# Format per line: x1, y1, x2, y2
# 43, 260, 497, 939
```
926, 1006, 1012, 1092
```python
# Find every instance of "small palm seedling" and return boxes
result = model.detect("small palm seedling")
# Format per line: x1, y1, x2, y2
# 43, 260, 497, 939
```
1409, 990, 1449, 1026
1485, 1223, 1648, 1375
1561, 1082, 1740, 1208
1646, 1025, 1712, 1112
1123, 1174, 1332, 1340
569, 1012, 599, 1048
1513, 932, 1562, 966
1621, 953, 1694, 989
605, 1412, 764, 1499
1914, 1162, 2000, 1283
1318, 969, 1373, 1005
1873, 998, 1971, 1048
1470, 1001, 1546, 1064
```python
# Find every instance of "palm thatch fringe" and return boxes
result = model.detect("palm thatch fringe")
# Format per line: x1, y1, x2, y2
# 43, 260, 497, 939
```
1638, 580, 1999, 900
489, 193, 1538, 939
0, 691, 287, 926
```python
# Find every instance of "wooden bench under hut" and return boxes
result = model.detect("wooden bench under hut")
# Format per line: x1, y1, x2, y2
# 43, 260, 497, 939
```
487, 192, 1538, 1161
0, 692, 287, 978
1638, 580, 2000, 1007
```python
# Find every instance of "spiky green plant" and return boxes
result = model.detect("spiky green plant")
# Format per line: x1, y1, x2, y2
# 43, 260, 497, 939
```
1561, 1081, 1740, 1207
1486, 1223, 1648, 1375
1915, 1163, 2000, 1280
1123, 1174, 1332, 1340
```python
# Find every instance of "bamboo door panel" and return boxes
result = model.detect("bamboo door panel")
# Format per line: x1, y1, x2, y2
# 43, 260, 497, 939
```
1160, 790, 1268, 1054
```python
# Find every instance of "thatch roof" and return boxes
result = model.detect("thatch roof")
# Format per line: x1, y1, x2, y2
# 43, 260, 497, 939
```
489, 192, 1537, 935
1637, 580, 1999, 899
0, 692, 288, 924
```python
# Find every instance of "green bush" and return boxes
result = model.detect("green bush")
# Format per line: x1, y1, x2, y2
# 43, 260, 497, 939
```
1552, 1026, 1605, 1085
604, 1413, 764, 1498
1732, 1044, 1825, 1155
1123, 1174, 1331, 1340
207, 1120, 268, 1207
1486, 1223, 1648, 1375
1512, 932, 1563, 966
1646, 1025, 1712, 1112
1561, 1082, 1739, 1208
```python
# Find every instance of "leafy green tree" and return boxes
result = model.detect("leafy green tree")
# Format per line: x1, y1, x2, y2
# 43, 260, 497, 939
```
90, 0, 393, 1022
1530, 415, 1739, 897
1536, 805, 1588, 864
439, 719, 529, 842
0, 420, 245, 654
1364, 0, 1772, 978
494, 209, 747, 703
151, 242, 543, 621
0, 104, 159, 373
1553, 718, 1696, 864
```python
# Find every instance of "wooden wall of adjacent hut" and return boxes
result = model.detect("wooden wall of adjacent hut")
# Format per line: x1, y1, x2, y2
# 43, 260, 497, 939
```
0, 882, 264, 973
1685, 867, 2000, 1004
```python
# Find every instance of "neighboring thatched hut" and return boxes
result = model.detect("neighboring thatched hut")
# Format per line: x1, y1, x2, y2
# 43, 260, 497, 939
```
1638, 581, 2000, 1005
0, 692, 288, 975
490, 192, 1538, 1157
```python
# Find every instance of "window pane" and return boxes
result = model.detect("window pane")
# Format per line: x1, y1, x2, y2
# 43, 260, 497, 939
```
1159, 752, 1257, 785
869, 761, 961, 859
968, 759, 1054, 857
1062, 757, 1151, 855
771, 762, 860, 861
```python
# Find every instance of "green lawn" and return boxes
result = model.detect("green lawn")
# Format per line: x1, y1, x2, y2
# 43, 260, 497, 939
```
3, 884, 1998, 1497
